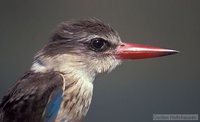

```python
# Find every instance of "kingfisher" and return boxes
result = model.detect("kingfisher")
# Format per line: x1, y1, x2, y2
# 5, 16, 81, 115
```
0, 19, 178, 122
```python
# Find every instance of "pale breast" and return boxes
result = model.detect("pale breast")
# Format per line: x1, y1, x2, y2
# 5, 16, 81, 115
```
55, 78, 93, 122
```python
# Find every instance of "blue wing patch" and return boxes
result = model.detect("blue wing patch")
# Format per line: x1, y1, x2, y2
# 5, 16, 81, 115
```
43, 89, 63, 122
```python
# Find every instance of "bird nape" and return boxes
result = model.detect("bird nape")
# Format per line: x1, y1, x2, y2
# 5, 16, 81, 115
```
0, 19, 178, 122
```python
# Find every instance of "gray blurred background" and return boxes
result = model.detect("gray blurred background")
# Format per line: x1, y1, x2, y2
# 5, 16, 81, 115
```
0, 0, 199, 122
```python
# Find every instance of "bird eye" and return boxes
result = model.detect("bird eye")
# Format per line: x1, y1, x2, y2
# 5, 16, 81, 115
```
89, 38, 109, 51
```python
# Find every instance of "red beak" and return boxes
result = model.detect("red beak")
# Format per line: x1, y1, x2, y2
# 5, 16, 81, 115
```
114, 42, 178, 59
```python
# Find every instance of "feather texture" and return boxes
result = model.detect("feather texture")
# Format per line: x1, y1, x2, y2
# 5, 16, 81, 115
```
43, 89, 63, 122
0, 71, 64, 122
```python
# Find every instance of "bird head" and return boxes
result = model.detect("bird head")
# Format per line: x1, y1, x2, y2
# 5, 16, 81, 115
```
31, 19, 178, 82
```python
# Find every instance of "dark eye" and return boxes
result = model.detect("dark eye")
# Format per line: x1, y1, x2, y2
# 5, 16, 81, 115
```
89, 38, 109, 51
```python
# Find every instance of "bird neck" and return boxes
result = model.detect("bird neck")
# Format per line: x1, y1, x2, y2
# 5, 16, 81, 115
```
31, 54, 95, 82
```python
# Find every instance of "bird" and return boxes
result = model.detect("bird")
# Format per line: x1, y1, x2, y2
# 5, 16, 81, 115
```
0, 19, 178, 122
